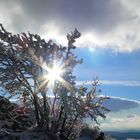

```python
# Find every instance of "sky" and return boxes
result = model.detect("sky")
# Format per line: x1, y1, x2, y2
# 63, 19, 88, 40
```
0, 0, 140, 132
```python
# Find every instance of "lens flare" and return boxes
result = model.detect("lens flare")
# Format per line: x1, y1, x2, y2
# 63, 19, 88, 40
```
47, 64, 63, 85
39, 60, 64, 88
39, 60, 73, 91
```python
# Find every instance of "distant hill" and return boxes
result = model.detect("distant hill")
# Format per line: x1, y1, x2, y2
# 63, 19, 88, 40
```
105, 131, 140, 140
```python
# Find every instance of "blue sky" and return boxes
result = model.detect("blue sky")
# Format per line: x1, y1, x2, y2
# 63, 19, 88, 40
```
75, 48, 140, 100
0, 0, 140, 131
75, 48, 140, 131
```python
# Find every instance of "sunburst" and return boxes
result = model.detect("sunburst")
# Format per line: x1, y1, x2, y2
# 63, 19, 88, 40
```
40, 61, 64, 87
47, 63, 63, 85
38, 59, 75, 93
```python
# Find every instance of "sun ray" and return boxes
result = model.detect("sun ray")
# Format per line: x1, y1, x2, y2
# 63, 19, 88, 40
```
32, 55, 76, 92
39, 60, 65, 87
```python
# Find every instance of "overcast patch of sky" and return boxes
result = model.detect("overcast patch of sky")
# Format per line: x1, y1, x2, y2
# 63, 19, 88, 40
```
1, 0, 140, 52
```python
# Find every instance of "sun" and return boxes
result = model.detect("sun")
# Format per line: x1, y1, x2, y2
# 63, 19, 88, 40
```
39, 60, 74, 92
40, 60, 64, 88
38, 60, 69, 90
47, 64, 63, 85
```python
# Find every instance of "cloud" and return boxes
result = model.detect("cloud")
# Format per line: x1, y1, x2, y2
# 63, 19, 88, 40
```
0, 0, 140, 52
17, 0, 126, 33
103, 96, 140, 112
94, 96, 140, 131
102, 80, 140, 87
76, 80, 140, 112
76, 80, 140, 87
127, 115, 135, 118
98, 97, 140, 131
100, 115, 140, 131
89, 100, 140, 131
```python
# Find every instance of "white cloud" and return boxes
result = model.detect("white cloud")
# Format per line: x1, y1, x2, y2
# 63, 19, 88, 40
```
0, 0, 25, 32
39, 23, 68, 45
94, 96, 140, 131
76, 80, 140, 87
100, 114, 140, 131
85, 95, 140, 131
76, 0, 140, 53
102, 80, 140, 87
110, 96, 140, 104
77, 19, 140, 53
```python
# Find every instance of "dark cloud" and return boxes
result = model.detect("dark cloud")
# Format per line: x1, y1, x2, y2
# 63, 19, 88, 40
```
1, 0, 140, 52
103, 97, 140, 112
19, 0, 127, 33
0, 0, 127, 33
127, 115, 135, 118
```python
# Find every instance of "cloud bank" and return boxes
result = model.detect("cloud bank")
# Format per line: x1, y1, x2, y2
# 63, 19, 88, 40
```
76, 80, 140, 87
96, 96, 140, 131
101, 114, 140, 131
0, 0, 140, 52
103, 96, 140, 112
